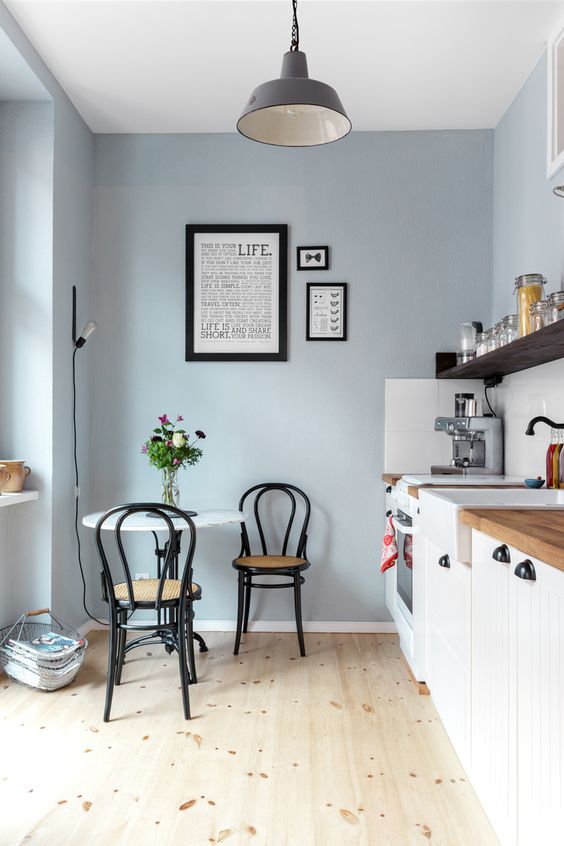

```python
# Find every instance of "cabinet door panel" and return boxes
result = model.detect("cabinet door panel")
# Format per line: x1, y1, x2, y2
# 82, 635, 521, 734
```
471, 530, 517, 846
512, 551, 564, 846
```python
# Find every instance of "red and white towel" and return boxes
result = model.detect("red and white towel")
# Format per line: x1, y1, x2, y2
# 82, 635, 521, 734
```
380, 514, 398, 573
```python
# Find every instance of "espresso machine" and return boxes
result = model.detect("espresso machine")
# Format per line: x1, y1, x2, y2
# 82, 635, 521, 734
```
432, 396, 504, 475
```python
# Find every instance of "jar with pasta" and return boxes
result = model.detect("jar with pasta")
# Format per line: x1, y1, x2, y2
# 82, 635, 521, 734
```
515, 274, 546, 337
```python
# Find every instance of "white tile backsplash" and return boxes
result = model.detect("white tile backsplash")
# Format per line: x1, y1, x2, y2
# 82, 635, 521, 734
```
492, 358, 564, 479
385, 377, 485, 473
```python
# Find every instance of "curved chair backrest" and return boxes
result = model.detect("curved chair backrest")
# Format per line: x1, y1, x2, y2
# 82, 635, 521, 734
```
95, 503, 197, 613
238, 483, 311, 559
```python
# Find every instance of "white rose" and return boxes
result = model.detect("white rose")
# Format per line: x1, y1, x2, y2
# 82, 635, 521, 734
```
172, 433, 185, 448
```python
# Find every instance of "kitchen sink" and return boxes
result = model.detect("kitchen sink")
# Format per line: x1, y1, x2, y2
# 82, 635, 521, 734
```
416, 487, 564, 563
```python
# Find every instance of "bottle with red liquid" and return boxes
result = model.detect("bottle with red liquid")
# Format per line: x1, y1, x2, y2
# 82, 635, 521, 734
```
553, 431, 563, 489
546, 429, 557, 488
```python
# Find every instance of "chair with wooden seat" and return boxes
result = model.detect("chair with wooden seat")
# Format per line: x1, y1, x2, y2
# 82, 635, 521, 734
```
232, 483, 311, 657
95, 503, 199, 721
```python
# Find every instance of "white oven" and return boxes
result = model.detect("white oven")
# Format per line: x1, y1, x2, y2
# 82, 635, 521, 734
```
385, 481, 428, 681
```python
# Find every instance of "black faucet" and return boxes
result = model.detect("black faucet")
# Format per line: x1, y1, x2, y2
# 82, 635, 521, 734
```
525, 416, 564, 435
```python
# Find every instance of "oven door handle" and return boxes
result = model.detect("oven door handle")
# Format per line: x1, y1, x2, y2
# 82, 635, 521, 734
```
392, 517, 419, 536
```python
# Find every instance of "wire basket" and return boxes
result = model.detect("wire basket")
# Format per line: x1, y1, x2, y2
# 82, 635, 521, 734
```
0, 608, 87, 691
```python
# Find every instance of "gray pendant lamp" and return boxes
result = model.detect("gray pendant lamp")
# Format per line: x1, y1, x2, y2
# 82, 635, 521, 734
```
237, 0, 351, 147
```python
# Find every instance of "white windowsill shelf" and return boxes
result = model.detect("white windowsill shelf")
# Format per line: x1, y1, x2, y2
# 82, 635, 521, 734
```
0, 491, 38, 508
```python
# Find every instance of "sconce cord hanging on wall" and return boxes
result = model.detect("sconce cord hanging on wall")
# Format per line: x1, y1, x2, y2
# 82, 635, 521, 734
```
72, 286, 104, 625
237, 0, 351, 147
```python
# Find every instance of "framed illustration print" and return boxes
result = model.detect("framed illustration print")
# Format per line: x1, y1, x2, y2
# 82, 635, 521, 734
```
306, 282, 347, 341
297, 245, 329, 271
186, 224, 287, 361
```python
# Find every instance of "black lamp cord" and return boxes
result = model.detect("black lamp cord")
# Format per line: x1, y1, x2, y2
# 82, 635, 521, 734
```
484, 385, 497, 418
290, 0, 299, 51
73, 347, 107, 627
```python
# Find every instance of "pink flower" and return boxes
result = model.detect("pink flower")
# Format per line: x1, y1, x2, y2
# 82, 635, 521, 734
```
159, 414, 170, 425
166, 440, 173, 447
173, 458, 180, 466
141, 444, 148, 454
177, 414, 184, 422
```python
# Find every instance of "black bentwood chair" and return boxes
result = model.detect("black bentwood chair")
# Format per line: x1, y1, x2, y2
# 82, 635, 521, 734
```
95, 503, 200, 721
232, 483, 311, 657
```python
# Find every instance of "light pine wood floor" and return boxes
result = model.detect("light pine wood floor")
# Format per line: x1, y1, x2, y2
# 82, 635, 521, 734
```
0, 631, 499, 846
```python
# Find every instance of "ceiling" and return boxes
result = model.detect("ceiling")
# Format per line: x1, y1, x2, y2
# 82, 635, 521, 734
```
4, 1, 564, 133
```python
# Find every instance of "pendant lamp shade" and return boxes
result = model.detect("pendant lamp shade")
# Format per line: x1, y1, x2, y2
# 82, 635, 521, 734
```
237, 50, 351, 148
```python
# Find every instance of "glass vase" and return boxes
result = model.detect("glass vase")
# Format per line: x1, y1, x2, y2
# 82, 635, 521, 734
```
161, 467, 180, 508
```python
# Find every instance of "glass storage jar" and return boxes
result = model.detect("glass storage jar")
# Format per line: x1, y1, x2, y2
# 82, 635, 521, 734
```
488, 324, 502, 352
475, 331, 489, 357
515, 273, 546, 337
500, 313, 518, 346
547, 290, 564, 324
529, 300, 549, 333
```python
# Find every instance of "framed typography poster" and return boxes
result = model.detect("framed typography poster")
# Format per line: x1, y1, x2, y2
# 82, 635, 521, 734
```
185, 224, 288, 361
306, 282, 348, 341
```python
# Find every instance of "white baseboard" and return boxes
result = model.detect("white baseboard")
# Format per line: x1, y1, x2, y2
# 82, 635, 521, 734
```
79, 619, 396, 635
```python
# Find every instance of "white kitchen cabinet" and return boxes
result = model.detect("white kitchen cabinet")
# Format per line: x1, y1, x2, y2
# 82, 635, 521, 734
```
426, 540, 472, 770
512, 549, 564, 846
470, 530, 517, 846
470, 529, 564, 846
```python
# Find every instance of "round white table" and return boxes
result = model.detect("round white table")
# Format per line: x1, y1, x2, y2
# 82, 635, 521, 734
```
82, 508, 246, 657
82, 508, 245, 532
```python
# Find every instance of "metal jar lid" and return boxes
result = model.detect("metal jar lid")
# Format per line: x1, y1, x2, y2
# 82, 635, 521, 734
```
529, 300, 548, 313
547, 290, 564, 304
514, 273, 546, 290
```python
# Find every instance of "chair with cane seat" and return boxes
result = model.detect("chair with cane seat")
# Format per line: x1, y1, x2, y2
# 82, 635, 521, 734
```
95, 503, 200, 721
232, 483, 311, 657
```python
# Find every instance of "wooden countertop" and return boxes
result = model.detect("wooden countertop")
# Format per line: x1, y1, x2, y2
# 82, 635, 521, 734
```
382, 473, 403, 486
460, 508, 564, 573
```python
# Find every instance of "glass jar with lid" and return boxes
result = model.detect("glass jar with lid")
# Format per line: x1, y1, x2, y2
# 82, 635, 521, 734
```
488, 323, 502, 352
529, 300, 549, 333
515, 273, 546, 337
500, 313, 518, 346
547, 290, 564, 324
475, 330, 489, 356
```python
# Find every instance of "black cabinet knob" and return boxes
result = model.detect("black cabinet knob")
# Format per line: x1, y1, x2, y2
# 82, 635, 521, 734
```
514, 560, 536, 581
492, 544, 511, 563
386, 510, 392, 517
438, 554, 451, 568
385, 485, 392, 494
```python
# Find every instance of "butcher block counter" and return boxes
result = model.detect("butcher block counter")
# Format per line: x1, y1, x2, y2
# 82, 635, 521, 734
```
460, 508, 564, 573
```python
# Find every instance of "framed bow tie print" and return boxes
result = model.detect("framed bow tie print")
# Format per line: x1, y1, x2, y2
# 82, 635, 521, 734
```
297, 245, 329, 271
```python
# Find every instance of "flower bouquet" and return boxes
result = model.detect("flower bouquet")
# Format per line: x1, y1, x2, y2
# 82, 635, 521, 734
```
142, 414, 206, 508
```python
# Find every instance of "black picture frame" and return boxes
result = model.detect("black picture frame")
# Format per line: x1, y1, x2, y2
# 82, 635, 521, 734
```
297, 245, 329, 271
186, 224, 288, 361
306, 282, 348, 341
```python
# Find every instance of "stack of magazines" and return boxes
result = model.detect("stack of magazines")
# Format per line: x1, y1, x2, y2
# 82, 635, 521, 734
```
4, 631, 87, 690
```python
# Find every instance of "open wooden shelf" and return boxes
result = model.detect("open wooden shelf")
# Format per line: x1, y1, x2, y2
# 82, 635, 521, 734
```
437, 319, 564, 379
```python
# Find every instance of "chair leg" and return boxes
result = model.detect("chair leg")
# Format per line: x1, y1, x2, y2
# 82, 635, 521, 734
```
177, 604, 191, 720
104, 611, 118, 722
293, 574, 306, 657
115, 610, 127, 685
242, 575, 252, 634
233, 570, 245, 655
186, 606, 197, 685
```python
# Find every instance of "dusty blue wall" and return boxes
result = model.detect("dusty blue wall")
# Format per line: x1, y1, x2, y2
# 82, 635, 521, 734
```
90, 129, 493, 622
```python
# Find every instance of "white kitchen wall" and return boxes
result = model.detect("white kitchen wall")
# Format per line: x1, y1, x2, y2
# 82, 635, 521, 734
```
385, 378, 486, 474
490, 359, 564, 478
